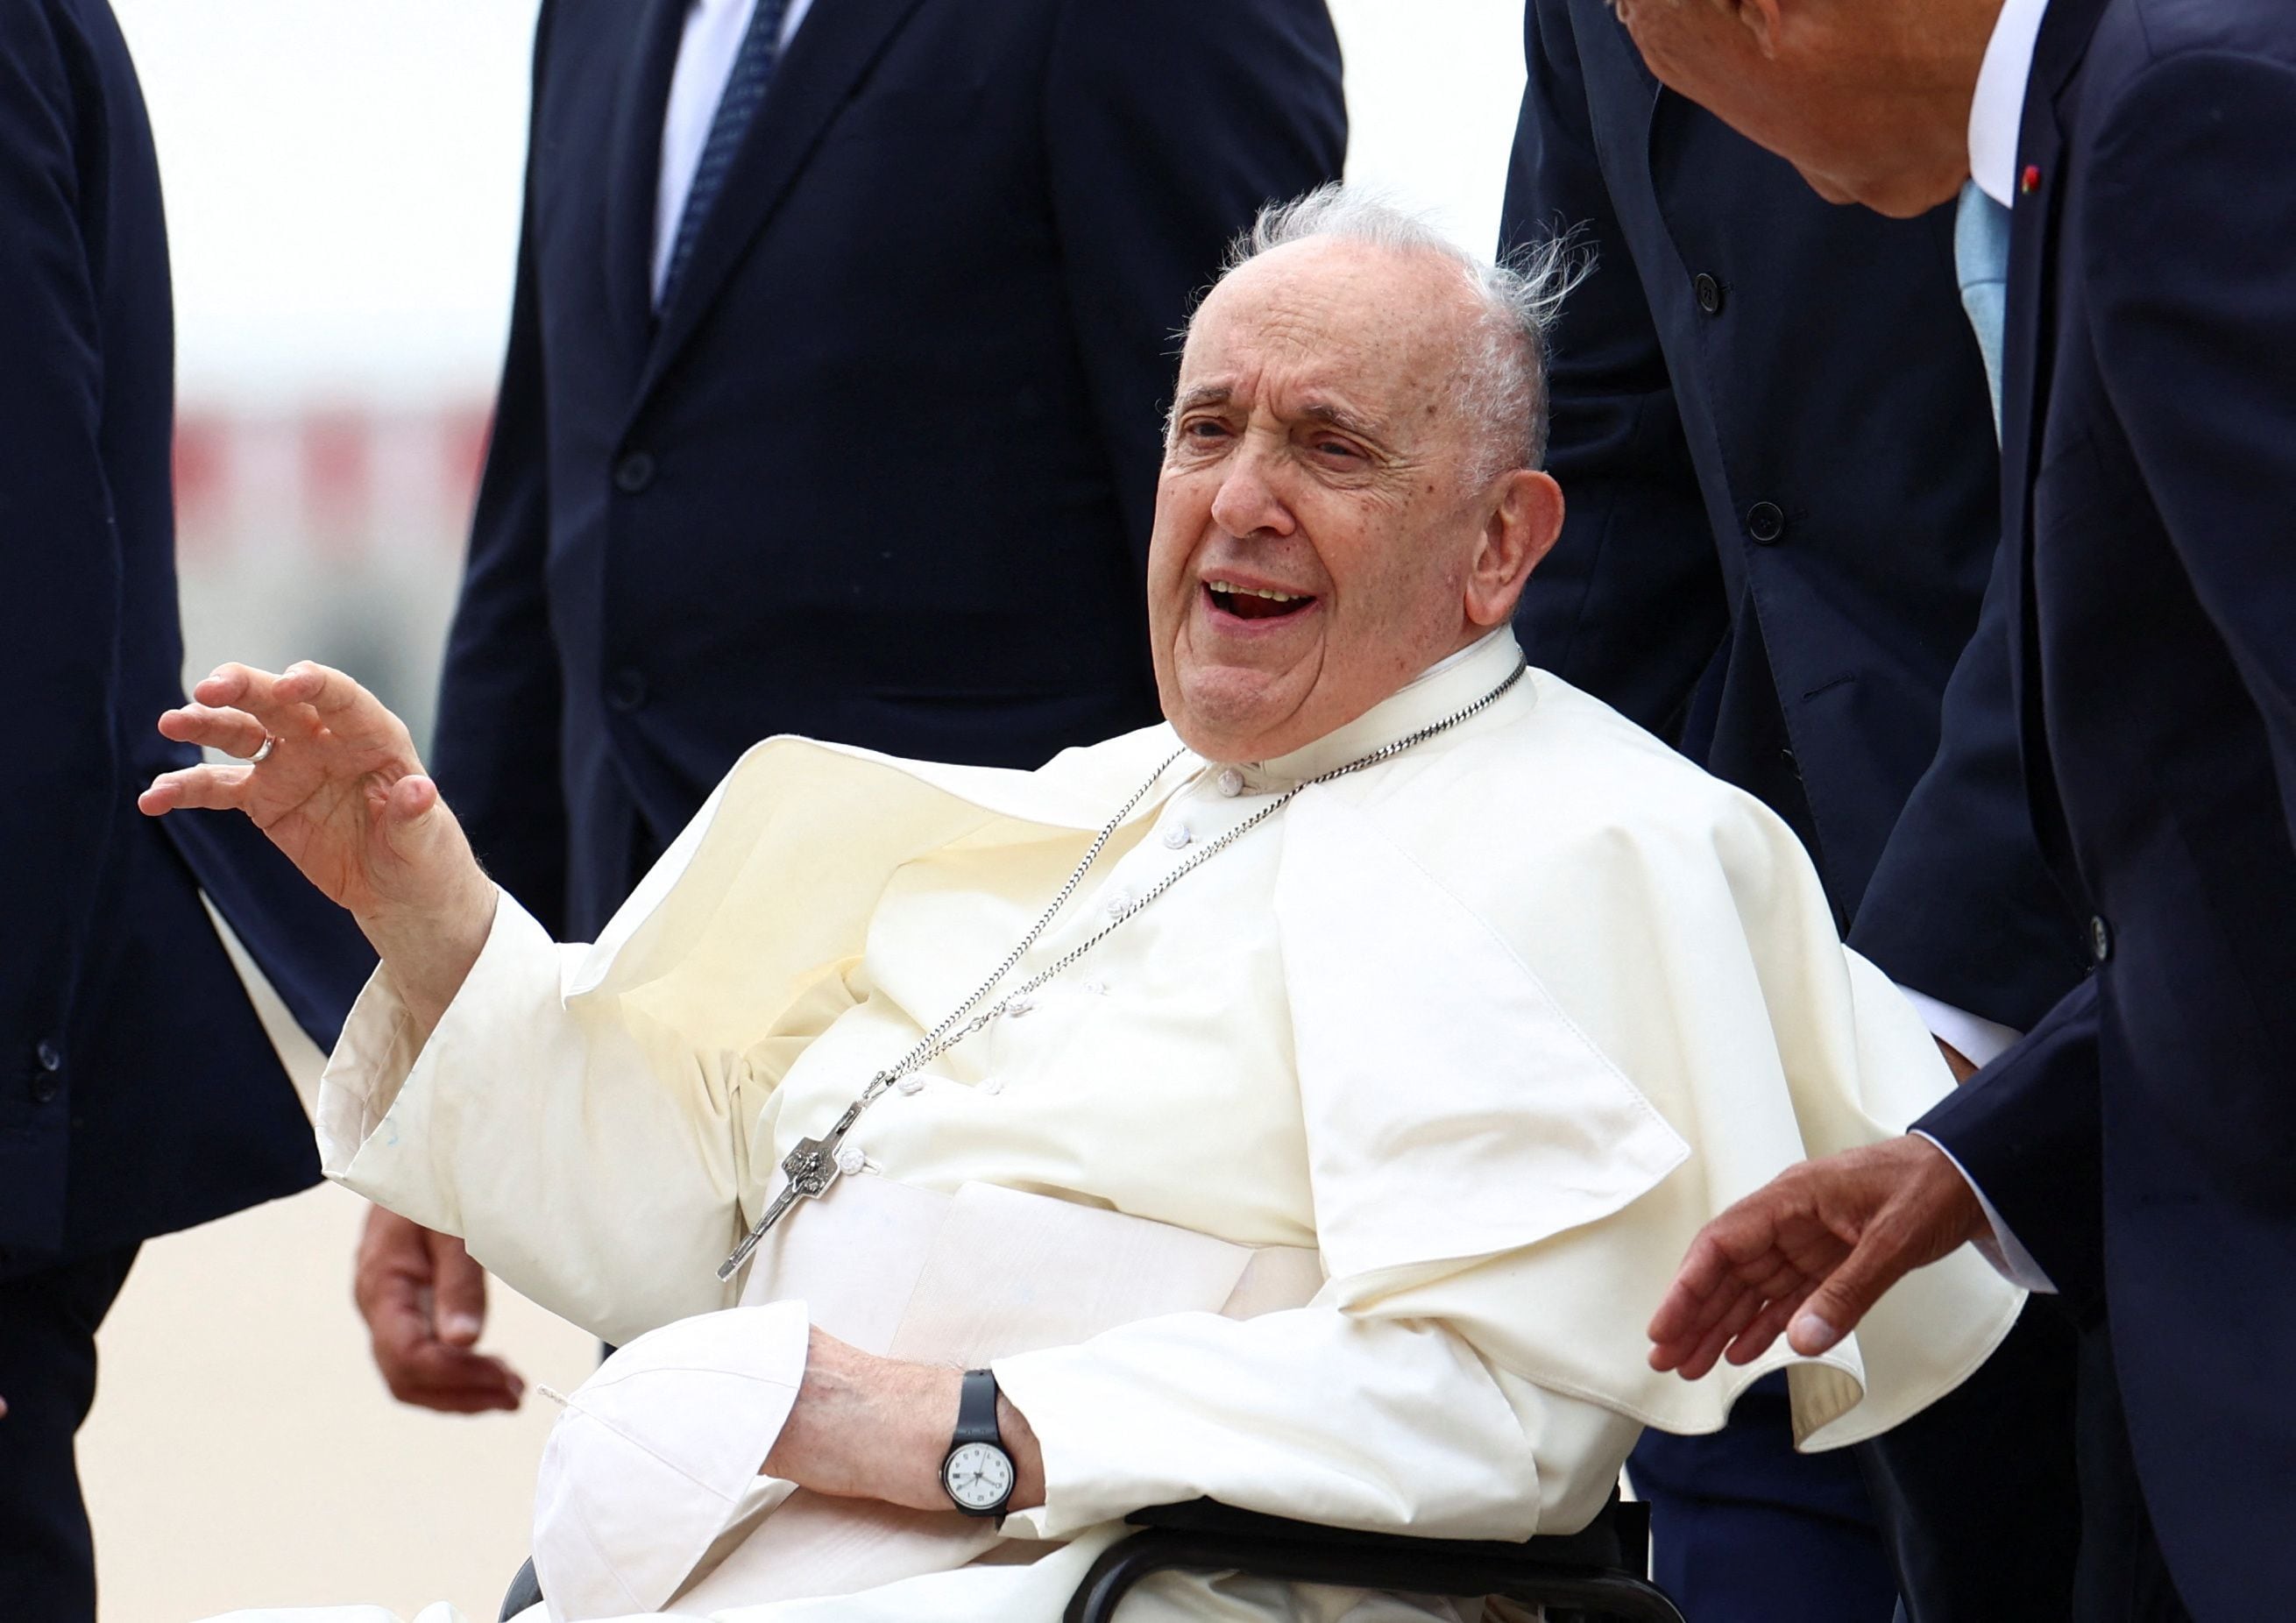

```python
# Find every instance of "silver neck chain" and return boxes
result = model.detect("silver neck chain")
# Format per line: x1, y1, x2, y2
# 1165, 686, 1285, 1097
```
717, 656, 1528, 1279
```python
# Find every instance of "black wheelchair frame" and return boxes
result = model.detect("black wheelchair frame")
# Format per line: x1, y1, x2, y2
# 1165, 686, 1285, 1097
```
501, 1493, 1683, 1621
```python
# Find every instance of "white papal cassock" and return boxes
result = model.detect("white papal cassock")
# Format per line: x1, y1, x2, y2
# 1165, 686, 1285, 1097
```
209, 632, 2022, 1623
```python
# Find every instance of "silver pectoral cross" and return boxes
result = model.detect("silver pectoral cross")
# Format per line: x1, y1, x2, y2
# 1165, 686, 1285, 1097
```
716, 1127, 849, 1281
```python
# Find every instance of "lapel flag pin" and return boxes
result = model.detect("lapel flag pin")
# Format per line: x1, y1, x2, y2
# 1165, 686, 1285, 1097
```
2020, 164, 2042, 195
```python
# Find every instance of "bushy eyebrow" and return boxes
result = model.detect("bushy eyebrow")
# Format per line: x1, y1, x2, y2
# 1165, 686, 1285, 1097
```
1296, 400, 1383, 443
1171, 385, 1385, 445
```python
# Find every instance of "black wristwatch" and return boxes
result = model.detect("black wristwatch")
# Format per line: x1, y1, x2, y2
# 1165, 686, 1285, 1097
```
940, 1367, 1017, 1518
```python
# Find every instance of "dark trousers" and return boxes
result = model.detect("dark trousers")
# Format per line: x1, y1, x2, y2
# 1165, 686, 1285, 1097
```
1634, 1299, 2088, 1623
1630, 1378, 1900, 1623
0, 1245, 140, 1623
1861, 1296, 2084, 1621
2073, 1329, 2193, 1623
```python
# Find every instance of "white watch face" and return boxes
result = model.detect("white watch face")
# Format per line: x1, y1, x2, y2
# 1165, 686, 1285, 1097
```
942, 1441, 1014, 1511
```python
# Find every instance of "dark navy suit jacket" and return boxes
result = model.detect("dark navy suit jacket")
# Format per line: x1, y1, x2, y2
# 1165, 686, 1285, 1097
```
1504, 0, 2087, 1031
1504, 8, 2089, 1617
1917, 0, 2296, 1612
434, 0, 1345, 940
0, 0, 371, 1275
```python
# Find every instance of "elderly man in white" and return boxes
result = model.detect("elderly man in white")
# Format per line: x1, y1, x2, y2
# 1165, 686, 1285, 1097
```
147, 190, 2019, 1623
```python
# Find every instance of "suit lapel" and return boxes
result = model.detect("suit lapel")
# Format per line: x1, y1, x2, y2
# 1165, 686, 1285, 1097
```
2000, 0, 2109, 832
1585, 0, 1662, 96
636, 0, 932, 406
604, 0, 696, 371
1997, 104, 2059, 749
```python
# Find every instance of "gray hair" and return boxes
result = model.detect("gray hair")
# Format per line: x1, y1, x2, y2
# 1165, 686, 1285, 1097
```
1213, 183, 1589, 484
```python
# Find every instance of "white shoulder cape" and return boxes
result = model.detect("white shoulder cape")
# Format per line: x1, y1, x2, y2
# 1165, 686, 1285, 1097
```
556, 667, 2021, 1450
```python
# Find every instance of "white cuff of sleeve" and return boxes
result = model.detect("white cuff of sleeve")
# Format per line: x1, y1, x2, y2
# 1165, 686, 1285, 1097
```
1895, 985, 2023, 1070
1911, 1130, 2057, 1293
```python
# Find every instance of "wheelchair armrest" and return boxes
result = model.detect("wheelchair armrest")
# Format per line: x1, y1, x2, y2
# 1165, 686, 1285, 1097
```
1123, 1492, 1644, 1571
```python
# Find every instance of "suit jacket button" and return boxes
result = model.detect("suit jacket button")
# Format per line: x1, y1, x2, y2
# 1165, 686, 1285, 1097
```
1694, 272, 1724, 315
1747, 501, 1786, 545
613, 451, 656, 494
2090, 915, 2112, 963
29, 1043, 60, 1104
607, 670, 648, 713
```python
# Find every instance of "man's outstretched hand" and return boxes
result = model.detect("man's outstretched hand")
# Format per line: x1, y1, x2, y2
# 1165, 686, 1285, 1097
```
1646, 1135, 1991, 1379
356, 1207, 524, 1414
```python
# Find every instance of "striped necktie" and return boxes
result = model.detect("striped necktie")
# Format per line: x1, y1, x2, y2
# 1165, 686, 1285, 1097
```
657, 0, 796, 312
1953, 180, 2013, 439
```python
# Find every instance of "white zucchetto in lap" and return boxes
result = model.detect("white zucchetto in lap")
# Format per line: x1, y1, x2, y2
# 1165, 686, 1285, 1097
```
529, 1302, 806, 1620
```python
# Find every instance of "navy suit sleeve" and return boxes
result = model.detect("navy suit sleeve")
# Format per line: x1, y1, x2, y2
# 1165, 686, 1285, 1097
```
1040, 0, 1345, 576
430, 5, 570, 939
1499, 0, 1724, 739
1917, 976, 2106, 1313
1849, 530, 2087, 1031
0, 6, 126, 1076
2080, 51, 2296, 842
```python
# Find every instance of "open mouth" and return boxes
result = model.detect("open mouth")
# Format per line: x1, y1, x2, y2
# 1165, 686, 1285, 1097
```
1204, 579, 1318, 623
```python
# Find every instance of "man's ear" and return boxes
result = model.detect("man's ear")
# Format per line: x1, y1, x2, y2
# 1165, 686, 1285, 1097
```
1465, 469, 1564, 629
1730, 0, 1788, 56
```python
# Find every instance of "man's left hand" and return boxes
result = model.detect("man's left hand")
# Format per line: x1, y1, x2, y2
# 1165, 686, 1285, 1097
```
1646, 1135, 1990, 1378
762, 1327, 1045, 1513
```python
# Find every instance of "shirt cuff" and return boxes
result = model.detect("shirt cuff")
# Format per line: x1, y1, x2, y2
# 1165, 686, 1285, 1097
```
1911, 1130, 2057, 1293
1895, 985, 2023, 1070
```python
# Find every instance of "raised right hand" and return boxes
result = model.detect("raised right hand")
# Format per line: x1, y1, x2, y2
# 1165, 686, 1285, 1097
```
138, 662, 480, 926
140, 663, 497, 1027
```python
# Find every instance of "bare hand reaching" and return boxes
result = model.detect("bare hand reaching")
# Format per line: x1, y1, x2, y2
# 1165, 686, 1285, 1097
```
138, 662, 495, 1025
356, 1207, 523, 1414
1645, 1135, 1991, 1379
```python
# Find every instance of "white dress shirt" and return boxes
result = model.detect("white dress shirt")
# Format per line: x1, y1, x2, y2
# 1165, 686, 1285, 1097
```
1898, 986, 2022, 1070
652, 0, 818, 304
1967, 0, 2052, 207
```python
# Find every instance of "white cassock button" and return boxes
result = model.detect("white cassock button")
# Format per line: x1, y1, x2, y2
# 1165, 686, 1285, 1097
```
1163, 823, 1193, 850
1216, 768, 1245, 797
982, 1076, 1006, 1096
1104, 887, 1134, 922
1005, 995, 1035, 1017
833, 1143, 867, 1178
896, 1074, 926, 1095
1082, 978, 1109, 996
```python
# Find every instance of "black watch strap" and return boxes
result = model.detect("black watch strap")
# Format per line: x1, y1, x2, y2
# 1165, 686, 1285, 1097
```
953, 1367, 1003, 1449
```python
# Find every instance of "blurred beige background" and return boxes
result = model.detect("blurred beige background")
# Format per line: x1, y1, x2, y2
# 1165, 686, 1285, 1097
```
79, 3, 1536, 1617
79, 962, 599, 1623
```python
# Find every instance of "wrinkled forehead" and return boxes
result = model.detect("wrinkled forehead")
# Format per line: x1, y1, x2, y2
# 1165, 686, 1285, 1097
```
1179, 239, 1475, 426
